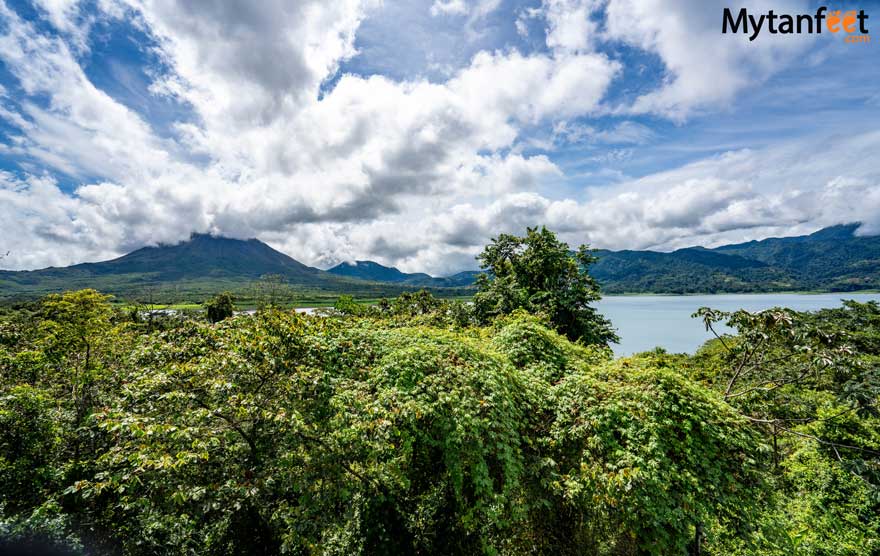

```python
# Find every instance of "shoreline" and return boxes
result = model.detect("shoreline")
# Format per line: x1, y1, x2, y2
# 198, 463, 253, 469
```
601, 289, 880, 298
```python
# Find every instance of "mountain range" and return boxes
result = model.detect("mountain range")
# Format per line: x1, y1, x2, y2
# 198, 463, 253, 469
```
0, 224, 878, 302
592, 224, 880, 293
329, 224, 880, 294
328, 260, 481, 288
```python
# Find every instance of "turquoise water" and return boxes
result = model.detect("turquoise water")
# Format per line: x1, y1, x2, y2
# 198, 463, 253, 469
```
598, 293, 880, 356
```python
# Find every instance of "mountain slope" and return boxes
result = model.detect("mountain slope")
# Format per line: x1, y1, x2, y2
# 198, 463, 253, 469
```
79, 234, 321, 281
328, 261, 432, 284
712, 224, 880, 290
327, 224, 880, 294
0, 235, 458, 301
591, 223, 880, 293
1, 224, 878, 300
327, 260, 480, 288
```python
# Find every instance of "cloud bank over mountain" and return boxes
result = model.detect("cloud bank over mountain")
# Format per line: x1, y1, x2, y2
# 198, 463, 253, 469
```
0, 0, 877, 274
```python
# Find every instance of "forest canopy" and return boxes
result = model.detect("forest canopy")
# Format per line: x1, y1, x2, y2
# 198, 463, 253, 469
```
0, 229, 878, 556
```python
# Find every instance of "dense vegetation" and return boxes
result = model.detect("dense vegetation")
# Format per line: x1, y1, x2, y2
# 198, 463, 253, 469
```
1, 230, 878, 555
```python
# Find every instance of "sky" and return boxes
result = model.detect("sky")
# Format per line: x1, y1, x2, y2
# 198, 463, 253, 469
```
0, 0, 878, 275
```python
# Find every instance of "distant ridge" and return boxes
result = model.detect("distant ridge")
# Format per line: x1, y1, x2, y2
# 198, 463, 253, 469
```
330, 224, 880, 293
328, 261, 481, 288
329, 260, 432, 283
1, 224, 878, 300
591, 223, 880, 293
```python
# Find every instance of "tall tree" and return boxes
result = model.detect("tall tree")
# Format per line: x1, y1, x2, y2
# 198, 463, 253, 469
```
473, 226, 618, 346
253, 273, 289, 310
204, 292, 235, 323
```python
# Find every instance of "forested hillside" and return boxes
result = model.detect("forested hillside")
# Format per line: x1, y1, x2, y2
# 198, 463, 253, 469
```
328, 224, 880, 294
591, 224, 880, 293
2, 225, 878, 302
0, 235, 461, 303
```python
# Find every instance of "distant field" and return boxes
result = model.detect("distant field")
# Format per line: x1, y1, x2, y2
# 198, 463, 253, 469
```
0, 278, 474, 307
113, 294, 475, 312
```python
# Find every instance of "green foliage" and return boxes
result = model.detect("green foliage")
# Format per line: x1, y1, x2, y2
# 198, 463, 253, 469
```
334, 294, 368, 316
779, 439, 880, 555
685, 301, 880, 554
473, 226, 618, 346
548, 357, 766, 555
335, 290, 474, 325
488, 310, 610, 383
0, 289, 776, 555
0, 385, 62, 514
2, 288, 877, 555
204, 291, 235, 323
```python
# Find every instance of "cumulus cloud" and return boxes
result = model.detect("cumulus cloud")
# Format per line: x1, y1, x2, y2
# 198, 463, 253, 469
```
602, 0, 816, 119
583, 134, 880, 251
373, 130, 880, 275
0, 0, 621, 271
542, 0, 600, 54
0, 0, 873, 276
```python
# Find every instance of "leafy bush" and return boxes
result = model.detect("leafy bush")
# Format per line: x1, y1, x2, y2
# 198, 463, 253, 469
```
4, 291, 875, 555
204, 291, 235, 323
548, 357, 766, 555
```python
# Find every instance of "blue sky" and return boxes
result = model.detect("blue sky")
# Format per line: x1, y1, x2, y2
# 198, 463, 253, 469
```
0, 0, 878, 274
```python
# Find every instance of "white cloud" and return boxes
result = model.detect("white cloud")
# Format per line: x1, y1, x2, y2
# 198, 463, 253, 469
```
602, 0, 815, 119
429, 0, 504, 46
0, 0, 874, 277
430, 0, 468, 16
30, 0, 95, 51
0, 0, 621, 272
542, 0, 600, 54
382, 131, 880, 274
553, 120, 654, 145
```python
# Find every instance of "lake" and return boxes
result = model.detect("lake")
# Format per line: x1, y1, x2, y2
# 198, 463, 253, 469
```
598, 293, 880, 356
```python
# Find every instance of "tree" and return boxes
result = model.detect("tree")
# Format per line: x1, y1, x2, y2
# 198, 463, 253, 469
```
38, 290, 115, 437
689, 302, 880, 554
473, 226, 618, 346
252, 274, 289, 310
204, 292, 235, 323
334, 294, 366, 316
693, 305, 875, 424
39, 289, 114, 372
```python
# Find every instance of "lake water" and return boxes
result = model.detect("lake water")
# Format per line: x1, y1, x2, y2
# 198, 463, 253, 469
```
598, 293, 880, 356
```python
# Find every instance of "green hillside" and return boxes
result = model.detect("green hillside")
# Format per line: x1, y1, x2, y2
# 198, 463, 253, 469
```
326, 224, 880, 294
0, 235, 468, 303
591, 223, 880, 294
328, 260, 433, 283
712, 224, 880, 291
1, 225, 878, 301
